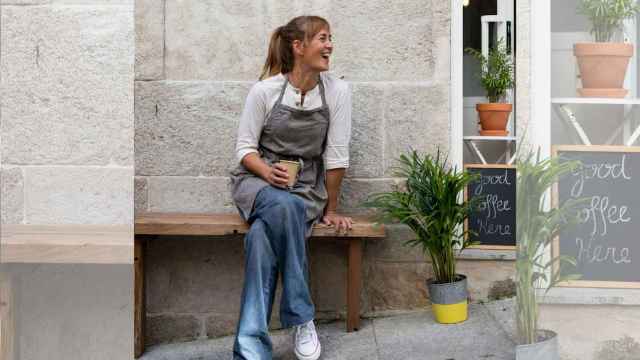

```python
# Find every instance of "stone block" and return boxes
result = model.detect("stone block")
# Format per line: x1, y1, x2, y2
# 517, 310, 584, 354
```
338, 178, 404, 212
346, 83, 385, 178
205, 313, 238, 339
456, 259, 515, 302
135, 0, 164, 80
135, 81, 250, 177
23, 167, 133, 225
134, 176, 148, 214
146, 314, 200, 346
1, 5, 134, 166
384, 83, 450, 176
145, 237, 245, 314
1, 166, 24, 225
364, 224, 424, 263
309, 239, 347, 314
326, 0, 439, 81
164, 1, 266, 80
262, 0, 332, 32
147, 176, 234, 213
365, 261, 431, 312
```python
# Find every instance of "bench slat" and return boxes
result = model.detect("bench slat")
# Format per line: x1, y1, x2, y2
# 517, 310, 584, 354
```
135, 213, 385, 238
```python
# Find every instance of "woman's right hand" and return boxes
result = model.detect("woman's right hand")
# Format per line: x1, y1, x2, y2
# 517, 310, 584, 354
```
240, 153, 289, 188
262, 163, 290, 188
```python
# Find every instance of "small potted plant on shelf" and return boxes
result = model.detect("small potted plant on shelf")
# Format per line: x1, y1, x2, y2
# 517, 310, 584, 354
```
575, 0, 640, 98
365, 149, 479, 324
466, 38, 515, 136
515, 149, 583, 359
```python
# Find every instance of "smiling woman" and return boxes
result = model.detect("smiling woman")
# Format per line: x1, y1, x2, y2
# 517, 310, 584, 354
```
228, 15, 353, 360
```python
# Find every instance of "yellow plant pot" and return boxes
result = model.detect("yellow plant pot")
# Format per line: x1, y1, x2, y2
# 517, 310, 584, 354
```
427, 274, 469, 324
432, 300, 468, 324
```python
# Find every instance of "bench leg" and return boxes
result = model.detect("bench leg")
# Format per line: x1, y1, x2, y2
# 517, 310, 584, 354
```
346, 238, 362, 332
134, 237, 146, 358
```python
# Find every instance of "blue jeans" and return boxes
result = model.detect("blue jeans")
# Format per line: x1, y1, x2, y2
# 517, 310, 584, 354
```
232, 186, 315, 360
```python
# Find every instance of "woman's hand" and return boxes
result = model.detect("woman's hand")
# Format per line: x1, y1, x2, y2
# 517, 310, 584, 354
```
321, 210, 353, 233
262, 163, 290, 189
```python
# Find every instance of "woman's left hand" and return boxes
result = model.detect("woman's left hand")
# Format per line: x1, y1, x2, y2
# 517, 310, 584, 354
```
321, 211, 353, 233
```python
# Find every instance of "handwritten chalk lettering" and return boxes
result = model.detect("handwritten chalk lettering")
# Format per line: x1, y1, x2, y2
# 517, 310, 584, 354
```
576, 237, 632, 265
476, 218, 512, 236
570, 155, 631, 197
474, 169, 512, 195
578, 195, 631, 236
477, 194, 512, 220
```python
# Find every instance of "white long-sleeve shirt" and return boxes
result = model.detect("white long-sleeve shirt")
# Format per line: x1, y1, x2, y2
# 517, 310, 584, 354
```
235, 72, 351, 170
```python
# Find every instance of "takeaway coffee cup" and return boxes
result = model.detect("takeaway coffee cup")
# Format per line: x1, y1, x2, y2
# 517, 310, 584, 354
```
278, 160, 300, 188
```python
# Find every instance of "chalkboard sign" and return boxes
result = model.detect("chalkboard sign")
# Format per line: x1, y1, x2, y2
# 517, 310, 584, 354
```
464, 164, 516, 249
553, 145, 640, 288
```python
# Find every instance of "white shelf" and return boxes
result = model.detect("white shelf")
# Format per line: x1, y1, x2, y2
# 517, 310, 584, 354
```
463, 136, 516, 141
463, 136, 516, 165
552, 98, 640, 146
551, 97, 640, 105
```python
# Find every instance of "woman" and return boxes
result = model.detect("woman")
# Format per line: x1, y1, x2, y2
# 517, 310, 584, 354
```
229, 15, 353, 360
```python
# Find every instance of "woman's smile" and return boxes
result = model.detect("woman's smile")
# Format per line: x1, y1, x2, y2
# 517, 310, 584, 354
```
306, 29, 333, 71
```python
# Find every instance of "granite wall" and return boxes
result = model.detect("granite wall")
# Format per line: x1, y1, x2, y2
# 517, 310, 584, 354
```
1, 1, 135, 359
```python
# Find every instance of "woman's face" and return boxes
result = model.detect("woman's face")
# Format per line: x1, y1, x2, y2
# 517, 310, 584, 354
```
297, 28, 333, 72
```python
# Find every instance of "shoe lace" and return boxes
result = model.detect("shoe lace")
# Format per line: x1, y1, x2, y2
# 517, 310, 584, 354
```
296, 321, 314, 345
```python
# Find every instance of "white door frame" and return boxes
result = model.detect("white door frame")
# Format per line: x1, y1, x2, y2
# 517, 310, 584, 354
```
450, 0, 464, 170
528, 0, 551, 158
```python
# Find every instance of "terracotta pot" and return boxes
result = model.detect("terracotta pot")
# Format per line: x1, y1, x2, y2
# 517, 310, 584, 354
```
574, 42, 633, 98
476, 103, 512, 136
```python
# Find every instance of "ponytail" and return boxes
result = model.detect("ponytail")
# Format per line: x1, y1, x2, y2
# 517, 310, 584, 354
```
260, 27, 285, 80
259, 16, 330, 81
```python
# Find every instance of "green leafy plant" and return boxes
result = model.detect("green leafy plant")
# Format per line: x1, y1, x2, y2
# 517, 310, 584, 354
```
516, 149, 585, 345
465, 38, 514, 103
578, 0, 640, 42
365, 149, 480, 284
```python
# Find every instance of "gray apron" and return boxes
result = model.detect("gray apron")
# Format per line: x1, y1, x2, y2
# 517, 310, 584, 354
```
230, 75, 330, 236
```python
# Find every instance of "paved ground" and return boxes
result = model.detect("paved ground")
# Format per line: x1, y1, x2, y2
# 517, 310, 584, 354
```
139, 298, 516, 360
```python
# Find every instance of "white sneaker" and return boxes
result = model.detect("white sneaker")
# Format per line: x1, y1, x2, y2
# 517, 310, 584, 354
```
293, 319, 321, 360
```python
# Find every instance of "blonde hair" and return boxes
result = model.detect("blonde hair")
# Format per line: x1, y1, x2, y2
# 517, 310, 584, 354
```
260, 16, 331, 80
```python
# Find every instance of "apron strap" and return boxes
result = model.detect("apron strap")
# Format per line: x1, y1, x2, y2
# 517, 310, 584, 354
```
318, 75, 328, 109
275, 74, 289, 107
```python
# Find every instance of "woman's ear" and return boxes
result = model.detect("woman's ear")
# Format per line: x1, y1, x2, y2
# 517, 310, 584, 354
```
292, 39, 305, 57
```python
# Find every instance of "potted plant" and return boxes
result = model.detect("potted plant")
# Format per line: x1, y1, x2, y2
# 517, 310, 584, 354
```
515, 149, 584, 359
365, 149, 479, 324
466, 38, 515, 136
575, 0, 640, 97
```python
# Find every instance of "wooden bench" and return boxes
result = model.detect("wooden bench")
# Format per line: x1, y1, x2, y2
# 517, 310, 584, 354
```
134, 212, 385, 358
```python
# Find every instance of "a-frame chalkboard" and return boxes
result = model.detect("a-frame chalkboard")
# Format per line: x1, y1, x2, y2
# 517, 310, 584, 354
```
552, 145, 640, 289
464, 164, 517, 250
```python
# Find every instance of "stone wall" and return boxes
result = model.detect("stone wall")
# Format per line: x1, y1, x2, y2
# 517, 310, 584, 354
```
135, 0, 515, 346
1, 1, 135, 359
1, 1, 134, 226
